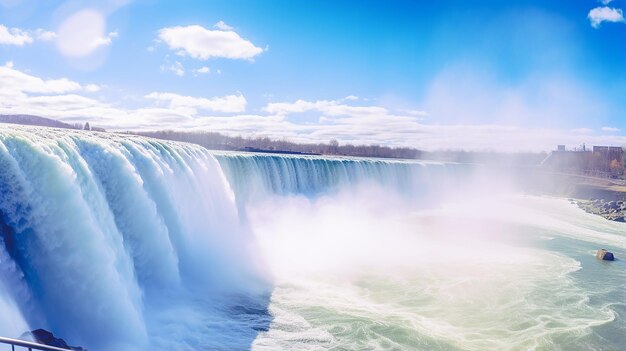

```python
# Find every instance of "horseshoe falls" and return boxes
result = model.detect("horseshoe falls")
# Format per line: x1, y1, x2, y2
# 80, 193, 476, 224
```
0, 126, 625, 351
0, 126, 266, 350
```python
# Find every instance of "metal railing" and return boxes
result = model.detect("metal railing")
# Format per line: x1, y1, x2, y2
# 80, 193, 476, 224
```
0, 336, 71, 351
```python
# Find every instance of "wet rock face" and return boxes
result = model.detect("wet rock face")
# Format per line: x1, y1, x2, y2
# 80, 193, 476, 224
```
20, 329, 87, 351
596, 249, 615, 261
575, 199, 626, 222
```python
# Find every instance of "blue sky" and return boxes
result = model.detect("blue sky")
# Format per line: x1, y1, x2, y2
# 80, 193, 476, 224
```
0, 0, 624, 151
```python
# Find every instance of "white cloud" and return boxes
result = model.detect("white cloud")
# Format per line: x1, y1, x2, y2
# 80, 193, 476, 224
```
157, 25, 264, 60
24, 94, 107, 110
602, 126, 621, 132
0, 65, 119, 126
0, 64, 247, 130
91, 30, 117, 47
0, 64, 82, 95
56, 9, 117, 57
0, 64, 102, 99
264, 99, 388, 117
0, 64, 624, 152
34, 29, 56, 41
0, 25, 58, 46
145, 92, 247, 113
399, 109, 429, 117
600, 0, 614, 5
161, 61, 185, 76
152, 113, 626, 153
0, 24, 33, 46
588, 6, 625, 28
214, 21, 234, 31
84, 84, 101, 93
195, 66, 210, 74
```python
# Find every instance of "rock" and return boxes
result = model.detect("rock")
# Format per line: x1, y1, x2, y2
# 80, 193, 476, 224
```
576, 198, 626, 223
20, 329, 87, 350
596, 249, 615, 261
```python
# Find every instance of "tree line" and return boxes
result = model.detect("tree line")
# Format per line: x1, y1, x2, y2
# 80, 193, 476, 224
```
132, 130, 424, 159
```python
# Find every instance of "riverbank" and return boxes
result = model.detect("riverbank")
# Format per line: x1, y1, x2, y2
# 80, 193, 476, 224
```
562, 174, 626, 222
572, 199, 626, 222
517, 169, 626, 222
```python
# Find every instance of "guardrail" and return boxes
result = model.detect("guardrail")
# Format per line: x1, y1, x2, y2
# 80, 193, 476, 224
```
0, 336, 71, 351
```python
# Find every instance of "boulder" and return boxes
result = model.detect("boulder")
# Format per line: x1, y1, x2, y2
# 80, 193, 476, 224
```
596, 249, 615, 261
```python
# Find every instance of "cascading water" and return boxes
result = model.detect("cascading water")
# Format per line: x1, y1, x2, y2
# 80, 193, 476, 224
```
213, 150, 625, 351
0, 126, 269, 350
0, 126, 463, 350
214, 152, 469, 208
0, 125, 624, 351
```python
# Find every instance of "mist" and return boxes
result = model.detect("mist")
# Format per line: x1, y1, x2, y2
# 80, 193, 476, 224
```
245, 170, 621, 350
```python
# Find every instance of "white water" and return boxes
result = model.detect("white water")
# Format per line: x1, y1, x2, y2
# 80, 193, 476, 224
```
215, 153, 626, 350
214, 152, 467, 204
0, 125, 624, 350
0, 126, 265, 350
247, 192, 625, 350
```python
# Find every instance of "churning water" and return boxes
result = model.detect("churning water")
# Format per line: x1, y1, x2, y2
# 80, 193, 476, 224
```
0, 126, 624, 350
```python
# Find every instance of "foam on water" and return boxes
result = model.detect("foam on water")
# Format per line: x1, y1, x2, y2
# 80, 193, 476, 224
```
0, 125, 623, 350
248, 190, 624, 351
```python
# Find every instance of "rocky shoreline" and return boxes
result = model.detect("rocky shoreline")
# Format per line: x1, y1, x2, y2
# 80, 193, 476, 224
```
572, 198, 626, 222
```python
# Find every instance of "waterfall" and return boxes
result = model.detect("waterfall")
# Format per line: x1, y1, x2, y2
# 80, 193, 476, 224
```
0, 125, 465, 350
214, 152, 467, 205
0, 126, 263, 350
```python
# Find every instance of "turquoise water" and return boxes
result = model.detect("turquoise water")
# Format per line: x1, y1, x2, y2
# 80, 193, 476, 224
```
211, 152, 625, 350
0, 126, 623, 350
246, 193, 625, 350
